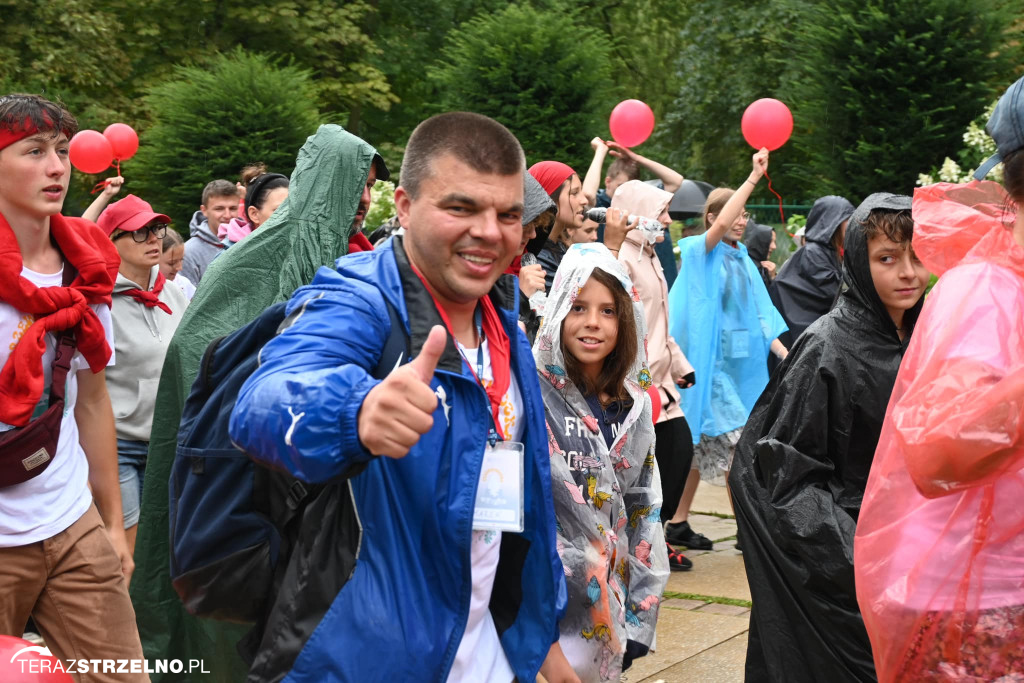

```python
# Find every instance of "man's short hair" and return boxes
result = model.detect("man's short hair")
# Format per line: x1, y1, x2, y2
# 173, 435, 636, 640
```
400, 112, 525, 198
862, 209, 913, 247
0, 94, 77, 139
202, 179, 238, 206
607, 158, 640, 181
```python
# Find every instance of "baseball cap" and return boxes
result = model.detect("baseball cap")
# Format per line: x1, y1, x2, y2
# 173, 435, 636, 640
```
97, 194, 171, 237
973, 75, 1024, 180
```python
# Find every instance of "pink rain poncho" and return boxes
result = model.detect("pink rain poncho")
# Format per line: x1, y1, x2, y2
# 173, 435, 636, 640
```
854, 180, 1024, 682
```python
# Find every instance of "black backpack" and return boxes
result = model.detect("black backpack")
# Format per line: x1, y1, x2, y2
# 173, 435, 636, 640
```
169, 296, 408, 623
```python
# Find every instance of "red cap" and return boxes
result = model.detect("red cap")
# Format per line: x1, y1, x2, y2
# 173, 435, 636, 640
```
528, 161, 575, 196
97, 194, 170, 236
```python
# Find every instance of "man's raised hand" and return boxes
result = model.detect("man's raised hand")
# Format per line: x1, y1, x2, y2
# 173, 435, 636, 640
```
358, 325, 448, 458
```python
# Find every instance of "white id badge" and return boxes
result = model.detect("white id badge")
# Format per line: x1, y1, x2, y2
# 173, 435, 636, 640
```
473, 440, 525, 532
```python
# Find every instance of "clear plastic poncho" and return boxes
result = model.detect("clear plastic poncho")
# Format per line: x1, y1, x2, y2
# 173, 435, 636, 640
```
533, 243, 669, 682
854, 180, 1024, 682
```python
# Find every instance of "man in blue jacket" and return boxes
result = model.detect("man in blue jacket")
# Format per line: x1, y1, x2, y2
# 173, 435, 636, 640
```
230, 112, 566, 682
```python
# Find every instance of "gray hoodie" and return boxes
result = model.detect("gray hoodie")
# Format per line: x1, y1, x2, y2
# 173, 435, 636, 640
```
181, 210, 224, 285
107, 265, 188, 441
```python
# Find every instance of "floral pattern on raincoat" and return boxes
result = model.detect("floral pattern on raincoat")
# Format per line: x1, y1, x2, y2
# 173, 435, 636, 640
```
533, 243, 670, 682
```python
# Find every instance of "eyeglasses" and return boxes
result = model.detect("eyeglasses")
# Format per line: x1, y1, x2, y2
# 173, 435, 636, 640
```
114, 223, 167, 243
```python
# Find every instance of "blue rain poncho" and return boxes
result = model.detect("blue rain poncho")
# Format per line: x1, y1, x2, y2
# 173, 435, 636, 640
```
668, 235, 787, 444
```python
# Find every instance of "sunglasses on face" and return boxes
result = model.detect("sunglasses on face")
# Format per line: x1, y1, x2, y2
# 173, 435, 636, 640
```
113, 223, 167, 243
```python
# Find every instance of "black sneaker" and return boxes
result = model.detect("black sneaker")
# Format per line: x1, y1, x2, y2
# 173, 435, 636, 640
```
665, 521, 714, 550
666, 542, 692, 571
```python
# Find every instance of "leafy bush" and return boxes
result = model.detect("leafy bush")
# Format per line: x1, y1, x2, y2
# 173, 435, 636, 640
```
428, 3, 617, 172
782, 0, 1017, 199
130, 48, 321, 227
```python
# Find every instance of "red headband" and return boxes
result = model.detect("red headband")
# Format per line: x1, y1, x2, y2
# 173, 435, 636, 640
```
0, 113, 53, 152
529, 161, 576, 196
0, 127, 35, 152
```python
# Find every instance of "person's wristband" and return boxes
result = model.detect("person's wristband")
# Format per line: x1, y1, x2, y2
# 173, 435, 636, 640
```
745, 178, 757, 187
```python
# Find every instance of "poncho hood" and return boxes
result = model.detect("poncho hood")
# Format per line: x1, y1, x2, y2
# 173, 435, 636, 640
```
743, 220, 774, 262
804, 195, 855, 246
524, 172, 557, 227
611, 180, 672, 223
840, 193, 923, 341
129, 123, 384, 680
911, 180, 1019, 277
534, 242, 653, 419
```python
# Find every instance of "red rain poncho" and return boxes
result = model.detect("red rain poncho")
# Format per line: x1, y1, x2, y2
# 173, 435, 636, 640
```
855, 180, 1024, 682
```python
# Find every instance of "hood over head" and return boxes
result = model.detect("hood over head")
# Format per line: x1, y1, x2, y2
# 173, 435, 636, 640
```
804, 195, 855, 246
179, 123, 381, 331
523, 172, 556, 229
841, 193, 923, 336
743, 220, 774, 262
533, 242, 652, 410
610, 180, 672, 221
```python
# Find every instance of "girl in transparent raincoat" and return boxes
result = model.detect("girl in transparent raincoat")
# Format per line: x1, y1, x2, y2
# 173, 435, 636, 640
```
855, 74, 1024, 682
535, 243, 669, 683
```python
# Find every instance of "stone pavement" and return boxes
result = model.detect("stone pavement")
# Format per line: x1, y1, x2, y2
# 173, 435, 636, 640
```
627, 482, 750, 683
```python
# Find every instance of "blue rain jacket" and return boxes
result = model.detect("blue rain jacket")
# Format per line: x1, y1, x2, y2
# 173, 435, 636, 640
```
668, 235, 787, 444
229, 237, 566, 682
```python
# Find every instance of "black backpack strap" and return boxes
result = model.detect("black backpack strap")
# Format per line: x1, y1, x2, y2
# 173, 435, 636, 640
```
370, 295, 409, 380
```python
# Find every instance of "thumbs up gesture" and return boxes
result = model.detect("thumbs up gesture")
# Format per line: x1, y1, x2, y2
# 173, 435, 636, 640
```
358, 325, 447, 458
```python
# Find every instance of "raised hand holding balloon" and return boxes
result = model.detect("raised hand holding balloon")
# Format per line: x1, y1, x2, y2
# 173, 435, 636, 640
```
69, 122, 139, 194
741, 98, 792, 221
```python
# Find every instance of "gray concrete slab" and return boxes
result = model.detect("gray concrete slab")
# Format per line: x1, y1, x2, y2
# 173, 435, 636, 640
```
664, 549, 751, 603
628, 608, 749, 682
638, 633, 748, 682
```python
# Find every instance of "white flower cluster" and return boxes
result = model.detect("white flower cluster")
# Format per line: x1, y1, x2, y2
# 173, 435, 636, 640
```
917, 100, 1002, 186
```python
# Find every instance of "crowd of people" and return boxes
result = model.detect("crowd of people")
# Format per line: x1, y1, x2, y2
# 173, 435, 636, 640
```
0, 75, 1022, 683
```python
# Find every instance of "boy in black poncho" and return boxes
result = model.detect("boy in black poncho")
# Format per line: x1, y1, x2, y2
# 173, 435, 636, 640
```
728, 194, 930, 682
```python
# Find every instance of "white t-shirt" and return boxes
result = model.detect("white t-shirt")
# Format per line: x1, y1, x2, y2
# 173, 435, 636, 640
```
0, 265, 115, 547
447, 337, 523, 683
171, 274, 196, 301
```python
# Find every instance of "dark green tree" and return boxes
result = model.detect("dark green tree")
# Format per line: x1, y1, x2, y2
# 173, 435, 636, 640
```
782, 0, 1019, 199
654, 0, 795, 190
428, 3, 619, 172
129, 48, 321, 227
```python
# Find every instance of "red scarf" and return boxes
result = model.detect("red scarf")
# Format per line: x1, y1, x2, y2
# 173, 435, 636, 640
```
409, 265, 512, 438
347, 232, 373, 254
120, 271, 172, 314
0, 213, 119, 426
504, 254, 522, 276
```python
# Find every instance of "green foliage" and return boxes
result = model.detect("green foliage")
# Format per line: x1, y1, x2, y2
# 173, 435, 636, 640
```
782, 0, 1018, 200
364, 181, 396, 232
655, 0, 797, 191
917, 100, 1002, 185
428, 3, 618, 172
129, 49, 320, 226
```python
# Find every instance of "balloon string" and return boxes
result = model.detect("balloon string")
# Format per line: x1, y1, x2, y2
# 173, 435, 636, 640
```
765, 169, 786, 223
88, 160, 122, 195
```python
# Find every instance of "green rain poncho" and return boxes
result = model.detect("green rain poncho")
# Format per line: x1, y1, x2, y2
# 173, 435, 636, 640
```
130, 124, 383, 681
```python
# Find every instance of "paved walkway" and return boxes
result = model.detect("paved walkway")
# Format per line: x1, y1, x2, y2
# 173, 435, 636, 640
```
628, 482, 750, 683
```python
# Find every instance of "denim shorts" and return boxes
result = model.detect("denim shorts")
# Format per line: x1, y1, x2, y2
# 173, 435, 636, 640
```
117, 439, 148, 529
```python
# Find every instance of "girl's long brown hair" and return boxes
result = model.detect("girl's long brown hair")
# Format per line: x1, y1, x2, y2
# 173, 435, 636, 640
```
559, 268, 638, 404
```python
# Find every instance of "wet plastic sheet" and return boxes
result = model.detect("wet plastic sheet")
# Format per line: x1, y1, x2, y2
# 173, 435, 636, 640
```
855, 181, 1024, 682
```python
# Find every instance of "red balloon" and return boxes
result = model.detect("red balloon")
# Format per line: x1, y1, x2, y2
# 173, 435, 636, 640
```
103, 123, 139, 161
609, 99, 655, 148
741, 98, 794, 151
647, 385, 661, 424
69, 130, 113, 174
0, 635, 73, 682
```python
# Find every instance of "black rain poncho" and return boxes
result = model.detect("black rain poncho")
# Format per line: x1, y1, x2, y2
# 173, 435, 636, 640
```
729, 193, 925, 683
769, 196, 854, 345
